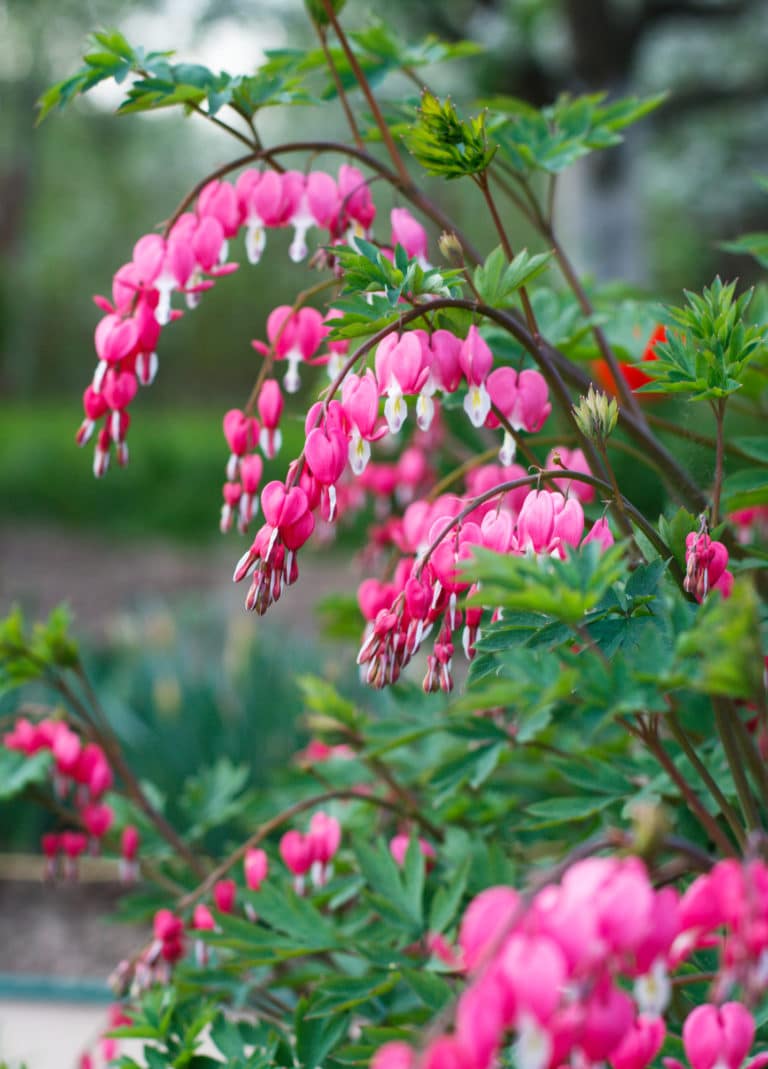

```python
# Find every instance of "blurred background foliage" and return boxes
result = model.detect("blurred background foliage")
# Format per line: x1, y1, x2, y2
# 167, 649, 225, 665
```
1, 0, 767, 537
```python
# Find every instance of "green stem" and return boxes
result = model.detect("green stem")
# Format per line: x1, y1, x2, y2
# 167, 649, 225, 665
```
595, 439, 637, 545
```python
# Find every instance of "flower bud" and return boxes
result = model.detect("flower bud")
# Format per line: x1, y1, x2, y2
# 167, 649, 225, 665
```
438, 231, 464, 265
573, 385, 618, 443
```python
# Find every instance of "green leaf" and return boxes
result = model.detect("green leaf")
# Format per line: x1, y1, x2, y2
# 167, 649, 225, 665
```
179, 758, 251, 840
428, 857, 470, 933
635, 278, 767, 401
401, 968, 453, 1011
210, 1015, 244, 1061
489, 91, 666, 176
352, 837, 422, 928
405, 92, 496, 179
304, 0, 347, 27
296, 996, 349, 1069
658, 508, 698, 570
731, 437, 768, 464
245, 882, 339, 949
674, 580, 764, 700
297, 674, 360, 728
525, 795, 614, 826
722, 232, 768, 270
0, 748, 52, 801
473, 247, 552, 307
402, 833, 426, 927
722, 467, 768, 512
463, 543, 627, 625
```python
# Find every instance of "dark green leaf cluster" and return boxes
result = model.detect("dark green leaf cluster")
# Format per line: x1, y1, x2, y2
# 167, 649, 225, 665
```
335, 240, 461, 305
405, 93, 496, 179
464, 542, 627, 625
327, 240, 463, 339
111, 988, 277, 1069
487, 91, 666, 176
638, 278, 767, 400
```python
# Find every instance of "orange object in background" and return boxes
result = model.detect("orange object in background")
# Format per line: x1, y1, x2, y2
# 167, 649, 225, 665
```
593, 324, 667, 396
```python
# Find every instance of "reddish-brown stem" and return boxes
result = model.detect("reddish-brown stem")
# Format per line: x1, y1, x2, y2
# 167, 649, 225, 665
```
624, 714, 737, 858
244, 276, 338, 416
161, 141, 482, 264
544, 226, 642, 420
477, 172, 540, 341
414, 466, 678, 582
666, 708, 745, 848
712, 398, 726, 526
177, 787, 437, 911
712, 698, 761, 833
319, 0, 411, 187
313, 21, 365, 151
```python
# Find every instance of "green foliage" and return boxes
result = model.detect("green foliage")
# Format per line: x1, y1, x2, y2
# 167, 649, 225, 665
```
0, 747, 52, 802
637, 278, 767, 400
487, 91, 666, 176
721, 175, 768, 268
333, 240, 463, 310
290, 19, 481, 105
722, 232, 768, 270
180, 759, 253, 843
674, 580, 764, 701
405, 93, 496, 179
472, 246, 552, 307
464, 542, 627, 624
37, 29, 312, 124
0, 604, 79, 693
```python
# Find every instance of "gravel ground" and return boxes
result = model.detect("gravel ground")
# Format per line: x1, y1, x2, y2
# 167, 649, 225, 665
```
0, 521, 352, 637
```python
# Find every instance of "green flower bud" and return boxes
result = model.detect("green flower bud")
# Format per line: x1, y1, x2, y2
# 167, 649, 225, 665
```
573, 385, 618, 443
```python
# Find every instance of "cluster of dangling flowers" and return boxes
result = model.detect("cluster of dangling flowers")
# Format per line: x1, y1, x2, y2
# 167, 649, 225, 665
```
355, 462, 609, 693
76, 162, 384, 477
229, 318, 568, 628
279, 810, 342, 893
3, 715, 138, 879
684, 525, 733, 603
372, 855, 768, 1069
117, 810, 342, 992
